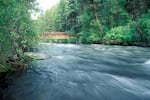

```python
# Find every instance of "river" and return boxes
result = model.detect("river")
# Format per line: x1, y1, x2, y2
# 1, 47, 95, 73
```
4, 43, 150, 100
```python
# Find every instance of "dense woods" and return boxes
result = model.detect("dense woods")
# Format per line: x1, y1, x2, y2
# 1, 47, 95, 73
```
37, 0, 150, 44
0, 0, 38, 72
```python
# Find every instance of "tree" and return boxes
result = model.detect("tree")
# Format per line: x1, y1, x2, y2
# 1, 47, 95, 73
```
0, 0, 38, 67
36, 0, 150, 45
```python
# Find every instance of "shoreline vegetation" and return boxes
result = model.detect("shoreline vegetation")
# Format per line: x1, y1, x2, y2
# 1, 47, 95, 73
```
0, 0, 38, 99
40, 38, 150, 47
37, 0, 150, 46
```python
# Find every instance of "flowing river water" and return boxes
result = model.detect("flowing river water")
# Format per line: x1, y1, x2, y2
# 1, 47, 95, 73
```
4, 43, 150, 100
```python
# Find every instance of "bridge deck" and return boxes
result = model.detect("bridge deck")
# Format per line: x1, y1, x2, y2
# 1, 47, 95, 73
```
40, 32, 74, 40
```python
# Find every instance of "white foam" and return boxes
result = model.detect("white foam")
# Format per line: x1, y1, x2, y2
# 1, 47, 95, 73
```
144, 60, 150, 64
65, 44, 76, 48
106, 74, 150, 95
53, 56, 64, 59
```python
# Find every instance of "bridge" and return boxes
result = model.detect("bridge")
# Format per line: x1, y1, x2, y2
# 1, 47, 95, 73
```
40, 32, 74, 40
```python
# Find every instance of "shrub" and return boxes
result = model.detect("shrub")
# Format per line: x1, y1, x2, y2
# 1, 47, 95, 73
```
104, 23, 135, 45
86, 33, 101, 43
136, 10, 150, 43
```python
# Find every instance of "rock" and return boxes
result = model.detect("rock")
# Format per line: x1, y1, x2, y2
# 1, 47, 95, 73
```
12, 55, 19, 60
24, 52, 48, 60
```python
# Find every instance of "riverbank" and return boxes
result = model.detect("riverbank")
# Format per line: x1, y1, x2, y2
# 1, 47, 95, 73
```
102, 42, 150, 47
0, 54, 33, 99
40, 39, 150, 47
0, 51, 50, 99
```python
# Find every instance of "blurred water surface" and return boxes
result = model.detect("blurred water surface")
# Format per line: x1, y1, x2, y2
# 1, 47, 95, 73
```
5, 43, 150, 100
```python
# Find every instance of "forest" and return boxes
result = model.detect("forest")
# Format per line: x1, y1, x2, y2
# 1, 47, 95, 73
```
0, 0, 38, 72
37, 0, 150, 44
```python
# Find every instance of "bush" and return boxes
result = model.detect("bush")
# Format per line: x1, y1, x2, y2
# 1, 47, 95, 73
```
86, 33, 101, 43
136, 10, 150, 43
78, 31, 89, 44
104, 24, 135, 45
67, 38, 77, 43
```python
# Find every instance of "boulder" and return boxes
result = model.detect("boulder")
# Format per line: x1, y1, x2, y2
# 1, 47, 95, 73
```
24, 52, 48, 60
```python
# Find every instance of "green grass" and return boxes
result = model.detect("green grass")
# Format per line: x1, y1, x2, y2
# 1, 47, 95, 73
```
0, 64, 10, 73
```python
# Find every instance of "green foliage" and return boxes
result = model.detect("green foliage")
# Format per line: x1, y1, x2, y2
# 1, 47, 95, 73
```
36, 0, 69, 33
78, 31, 89, 43
136, 10, 150, 42
36, 0, 150, 45
104, 24, 135, 45
87, 33, 101, 44
0, 0, 38, 66
67, 38, 77, 43
125, 0, 150, 19
0, 64, 10, 72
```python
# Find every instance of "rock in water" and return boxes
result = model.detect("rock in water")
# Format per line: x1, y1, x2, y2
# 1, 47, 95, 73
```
24, 52, 48, 60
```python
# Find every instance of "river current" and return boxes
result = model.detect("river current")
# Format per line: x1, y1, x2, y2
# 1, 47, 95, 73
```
5, 43, 150, 100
